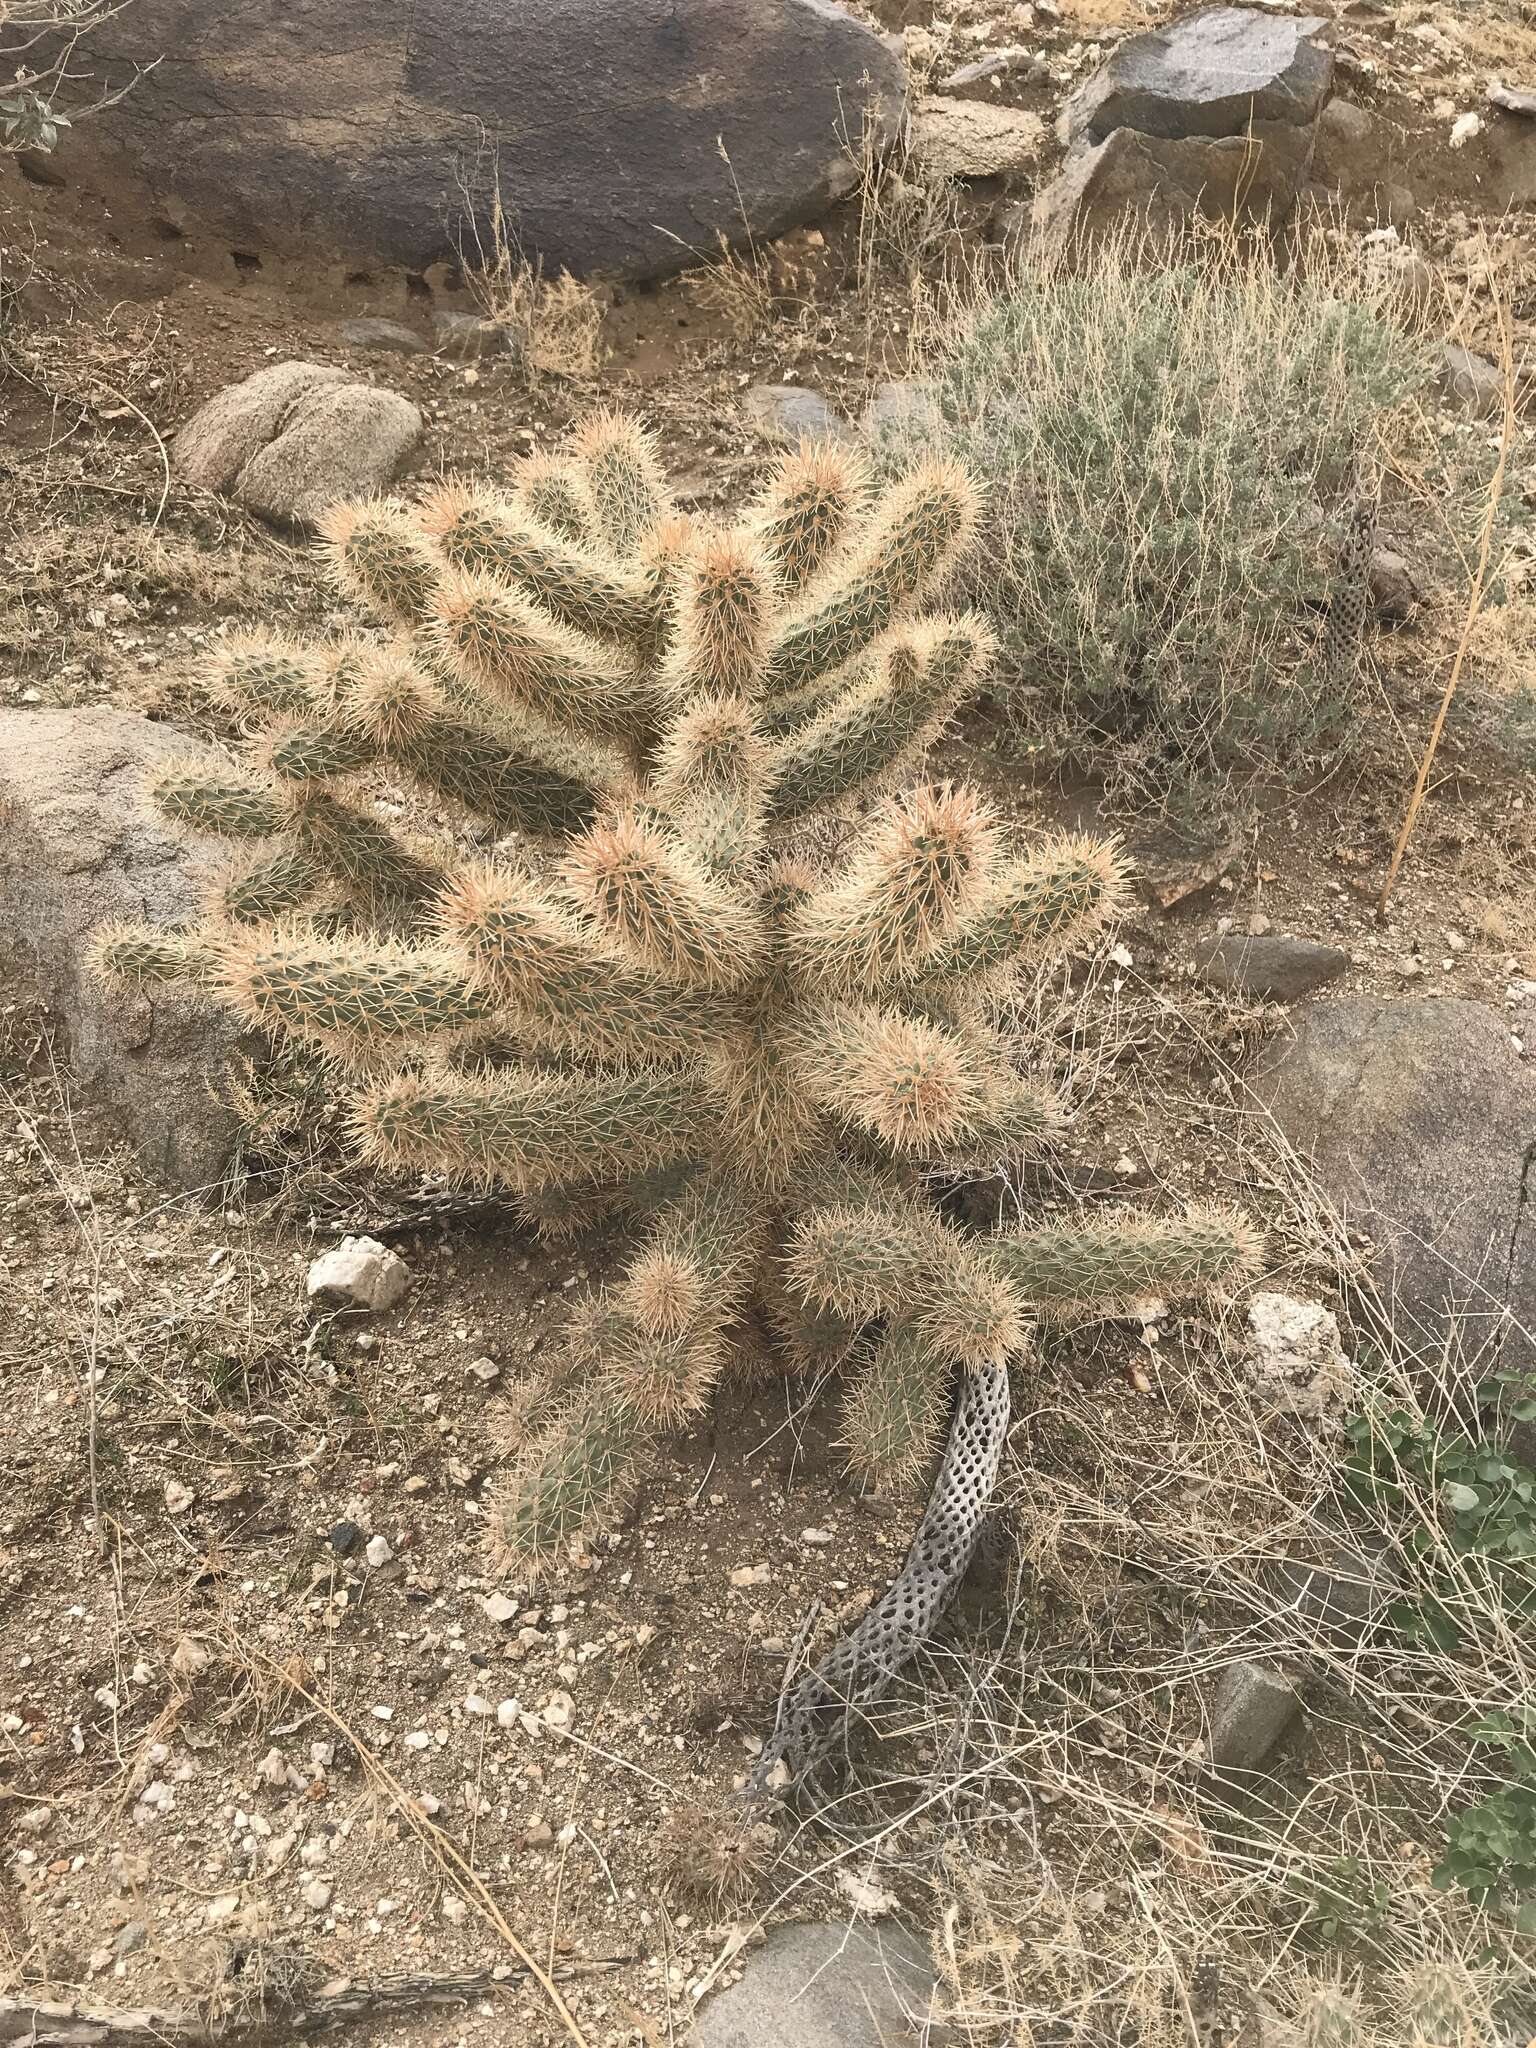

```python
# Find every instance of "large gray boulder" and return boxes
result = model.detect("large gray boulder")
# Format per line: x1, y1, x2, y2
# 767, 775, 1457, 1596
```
173, 362, 423, 530
690, 1922, 940, 2048
48, 0, 904, 280
1032, 6, 1332, 254
1253, 998, 1536, 1371
0, 710, 252, 1192
1061, 6, 1332, 149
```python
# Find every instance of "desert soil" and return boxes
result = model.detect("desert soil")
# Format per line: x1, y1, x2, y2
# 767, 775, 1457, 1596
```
3, 1, 1536, 2042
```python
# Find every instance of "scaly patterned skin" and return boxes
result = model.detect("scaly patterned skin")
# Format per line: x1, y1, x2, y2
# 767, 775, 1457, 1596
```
97, 416, 1262, 1580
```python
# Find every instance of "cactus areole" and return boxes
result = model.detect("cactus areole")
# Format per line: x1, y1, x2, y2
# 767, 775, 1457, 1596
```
98, 414, 1259, 1782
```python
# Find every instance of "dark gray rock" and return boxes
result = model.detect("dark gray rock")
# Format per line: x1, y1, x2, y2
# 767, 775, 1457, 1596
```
1489, 82, 1536, 118
690, 1922, 940, 2048
41, 1, 905, 281
0, 709, 255, 1192
742, 384, 851, 444
1031, 6, 1331, 253
936, 49, 1047, 99
1061, 6, 1332, 148
1439, 342, 1505, 419
1193, 933, 1349, 1002
340, 317, 428, 354
173, 361, 423, 529
1317, 98, 1372, 151
1208, 1658, 1300, 1770
1253, 998, 1536, 1371
1268, 1542, 1401, 1646
432, 309, 518, 361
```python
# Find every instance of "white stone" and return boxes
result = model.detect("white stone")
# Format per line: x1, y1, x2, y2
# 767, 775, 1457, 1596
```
496, 1699, 521, 1729
306, 1235, 411, 1313
482, 1592, 518, 1624
163, 1480, 194, 1516
1245, 1291, 1353, 1424
441, 1891, 468, 1925
364, 1534, 393, 1569
303, 1879, 332, 1911
205, 1892, 241, 1925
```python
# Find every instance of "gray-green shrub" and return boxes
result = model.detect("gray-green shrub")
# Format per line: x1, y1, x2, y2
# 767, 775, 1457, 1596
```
883, 241, 1431, 806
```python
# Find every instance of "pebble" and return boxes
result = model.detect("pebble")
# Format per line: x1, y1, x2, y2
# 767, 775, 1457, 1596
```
496, 1699, 521, 1729
205, 1893, 241, 1925
541, 1692, 575, 1730
303, 1879, 332, 1911
306, 1236, 411, 1314
113, 1921, 147, 1957
482, 1592, 518, 1624
328, 1520, 365, 1559
340, 317, 427, 354
163, 1480, 194, 1516
800, 1527, 834, 1546
442, 1892, 468, 1925
364, 1533, 393, 1569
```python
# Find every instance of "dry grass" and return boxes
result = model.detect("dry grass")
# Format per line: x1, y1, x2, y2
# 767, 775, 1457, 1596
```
682, 233, 781, 344
452, 150, 604, 380
768, 1113, 1531, 2045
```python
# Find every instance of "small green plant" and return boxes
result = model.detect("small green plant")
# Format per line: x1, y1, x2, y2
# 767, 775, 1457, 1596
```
2, 3, 137, 156
1285, 1854, 1394, 1953
1344, 1373, 1536, 1931
880, 236, 1430, 807
1434, 1710, 1536, 1930
97, 413, 1259, 1578
1342, 1375, 1536, 1653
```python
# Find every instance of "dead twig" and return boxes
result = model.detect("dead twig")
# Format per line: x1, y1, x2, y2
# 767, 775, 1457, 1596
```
1377, 257, 1516, 917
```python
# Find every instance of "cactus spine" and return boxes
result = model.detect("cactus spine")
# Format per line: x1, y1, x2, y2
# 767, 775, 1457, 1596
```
101, 418, 1261, 1590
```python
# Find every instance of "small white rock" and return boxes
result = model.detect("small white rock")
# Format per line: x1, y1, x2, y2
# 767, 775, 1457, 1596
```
306, 1235, 412, 1314
163, 1480, 194, 1516
482, 1592, 518, 1624
364, 1534, 393, 1569
800, 1527, 834, 1546
541, 1692, 575, 1730
463, 1694, 492, 1717
496, 1699, 521, 1729
205, 1893, 241, 1925
303, 1879, 332, 1911
441, 1891, 468, 1925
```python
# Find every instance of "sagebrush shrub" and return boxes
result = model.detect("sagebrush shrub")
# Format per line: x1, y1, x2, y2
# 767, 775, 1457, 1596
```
98, 413, 1258, 1574
880, 243, 1429, 805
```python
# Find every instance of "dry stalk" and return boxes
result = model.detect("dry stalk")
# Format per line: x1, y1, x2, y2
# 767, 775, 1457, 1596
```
1378, 256, 1517, 916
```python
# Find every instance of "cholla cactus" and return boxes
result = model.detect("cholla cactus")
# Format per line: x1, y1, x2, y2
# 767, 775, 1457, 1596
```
96, 411, 1260, 1577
